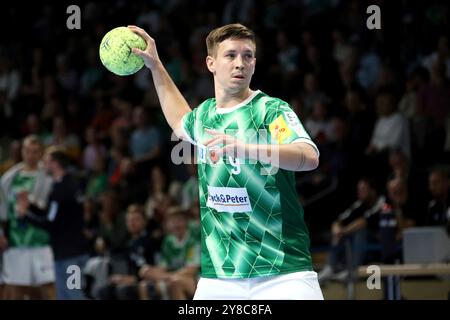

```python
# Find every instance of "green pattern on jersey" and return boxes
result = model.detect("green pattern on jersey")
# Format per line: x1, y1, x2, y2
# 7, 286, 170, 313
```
7, 171, 50, 247
160, 227, 201, 271
182, 90, 317, 278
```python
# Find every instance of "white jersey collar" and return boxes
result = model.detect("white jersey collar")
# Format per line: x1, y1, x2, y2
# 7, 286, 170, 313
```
215, 90, 261, 114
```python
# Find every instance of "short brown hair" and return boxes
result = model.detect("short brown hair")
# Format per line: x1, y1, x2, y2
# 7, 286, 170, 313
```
206, 23, 256, 57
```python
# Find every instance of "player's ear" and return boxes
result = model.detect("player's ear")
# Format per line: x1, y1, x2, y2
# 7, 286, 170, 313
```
206, 56, 215, 74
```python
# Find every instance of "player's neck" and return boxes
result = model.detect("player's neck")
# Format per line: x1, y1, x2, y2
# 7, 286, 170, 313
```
215, 87, 253, 109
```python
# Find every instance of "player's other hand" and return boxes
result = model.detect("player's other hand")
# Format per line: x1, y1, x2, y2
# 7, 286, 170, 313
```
127, 25, 161, 70
204, 129, 247, 160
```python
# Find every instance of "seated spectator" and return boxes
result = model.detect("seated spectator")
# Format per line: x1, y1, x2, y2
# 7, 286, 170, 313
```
138, 209, 200, 300
97, 204, 157, 300
83, 193, 128, 299
379, 178, 416, 264
386, 149, 428, 223
425, 167, 450, 232
318, 177, 385, 283
366, 89, 411, 185
367, 90, 411, 159
96, 191, 128, 256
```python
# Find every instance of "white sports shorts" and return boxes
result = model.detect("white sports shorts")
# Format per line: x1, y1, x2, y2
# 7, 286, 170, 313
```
2, 246, 55, 286
193, 271, 324, 300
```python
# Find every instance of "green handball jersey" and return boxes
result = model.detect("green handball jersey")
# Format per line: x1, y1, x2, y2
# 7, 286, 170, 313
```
7, 171, 50, 247
181, 90, 319, 279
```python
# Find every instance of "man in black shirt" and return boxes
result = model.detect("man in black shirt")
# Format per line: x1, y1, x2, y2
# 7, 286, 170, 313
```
17, 149, 88, 299
96, 204, 157, 300
318, 177, 385, 283
426, 168, 450, 232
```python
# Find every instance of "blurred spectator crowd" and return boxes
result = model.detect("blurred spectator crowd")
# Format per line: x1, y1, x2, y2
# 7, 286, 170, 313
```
0, 0, 449, 298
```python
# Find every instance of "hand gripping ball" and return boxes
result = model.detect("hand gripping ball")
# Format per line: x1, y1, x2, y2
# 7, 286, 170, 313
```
99, 27, 147, 76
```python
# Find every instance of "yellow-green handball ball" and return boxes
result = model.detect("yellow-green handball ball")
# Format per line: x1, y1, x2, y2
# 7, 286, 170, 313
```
99, 27, 147, 76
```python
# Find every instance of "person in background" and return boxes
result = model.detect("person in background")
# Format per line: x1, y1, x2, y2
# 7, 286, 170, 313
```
425, 167, 450, 233
138, 209, 200, 300
318, 177, 385, 283
16, 148, 88, 300
97, 204, 157, 300
0, 135, 54, 299
379, 178, 416, 264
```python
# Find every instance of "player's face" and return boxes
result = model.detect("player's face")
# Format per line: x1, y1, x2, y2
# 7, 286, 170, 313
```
207, 39, 256, 93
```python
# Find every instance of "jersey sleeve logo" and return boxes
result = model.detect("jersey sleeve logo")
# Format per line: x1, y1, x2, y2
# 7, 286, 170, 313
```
269, 115, 293, 144
283, 111, 306, 137
284, 111, 300, 127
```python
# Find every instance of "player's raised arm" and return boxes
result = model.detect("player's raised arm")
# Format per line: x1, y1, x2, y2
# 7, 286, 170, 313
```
128, 25, 191, 139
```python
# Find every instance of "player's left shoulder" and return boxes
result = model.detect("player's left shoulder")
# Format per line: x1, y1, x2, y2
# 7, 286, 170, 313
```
260, 93, 293, 113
